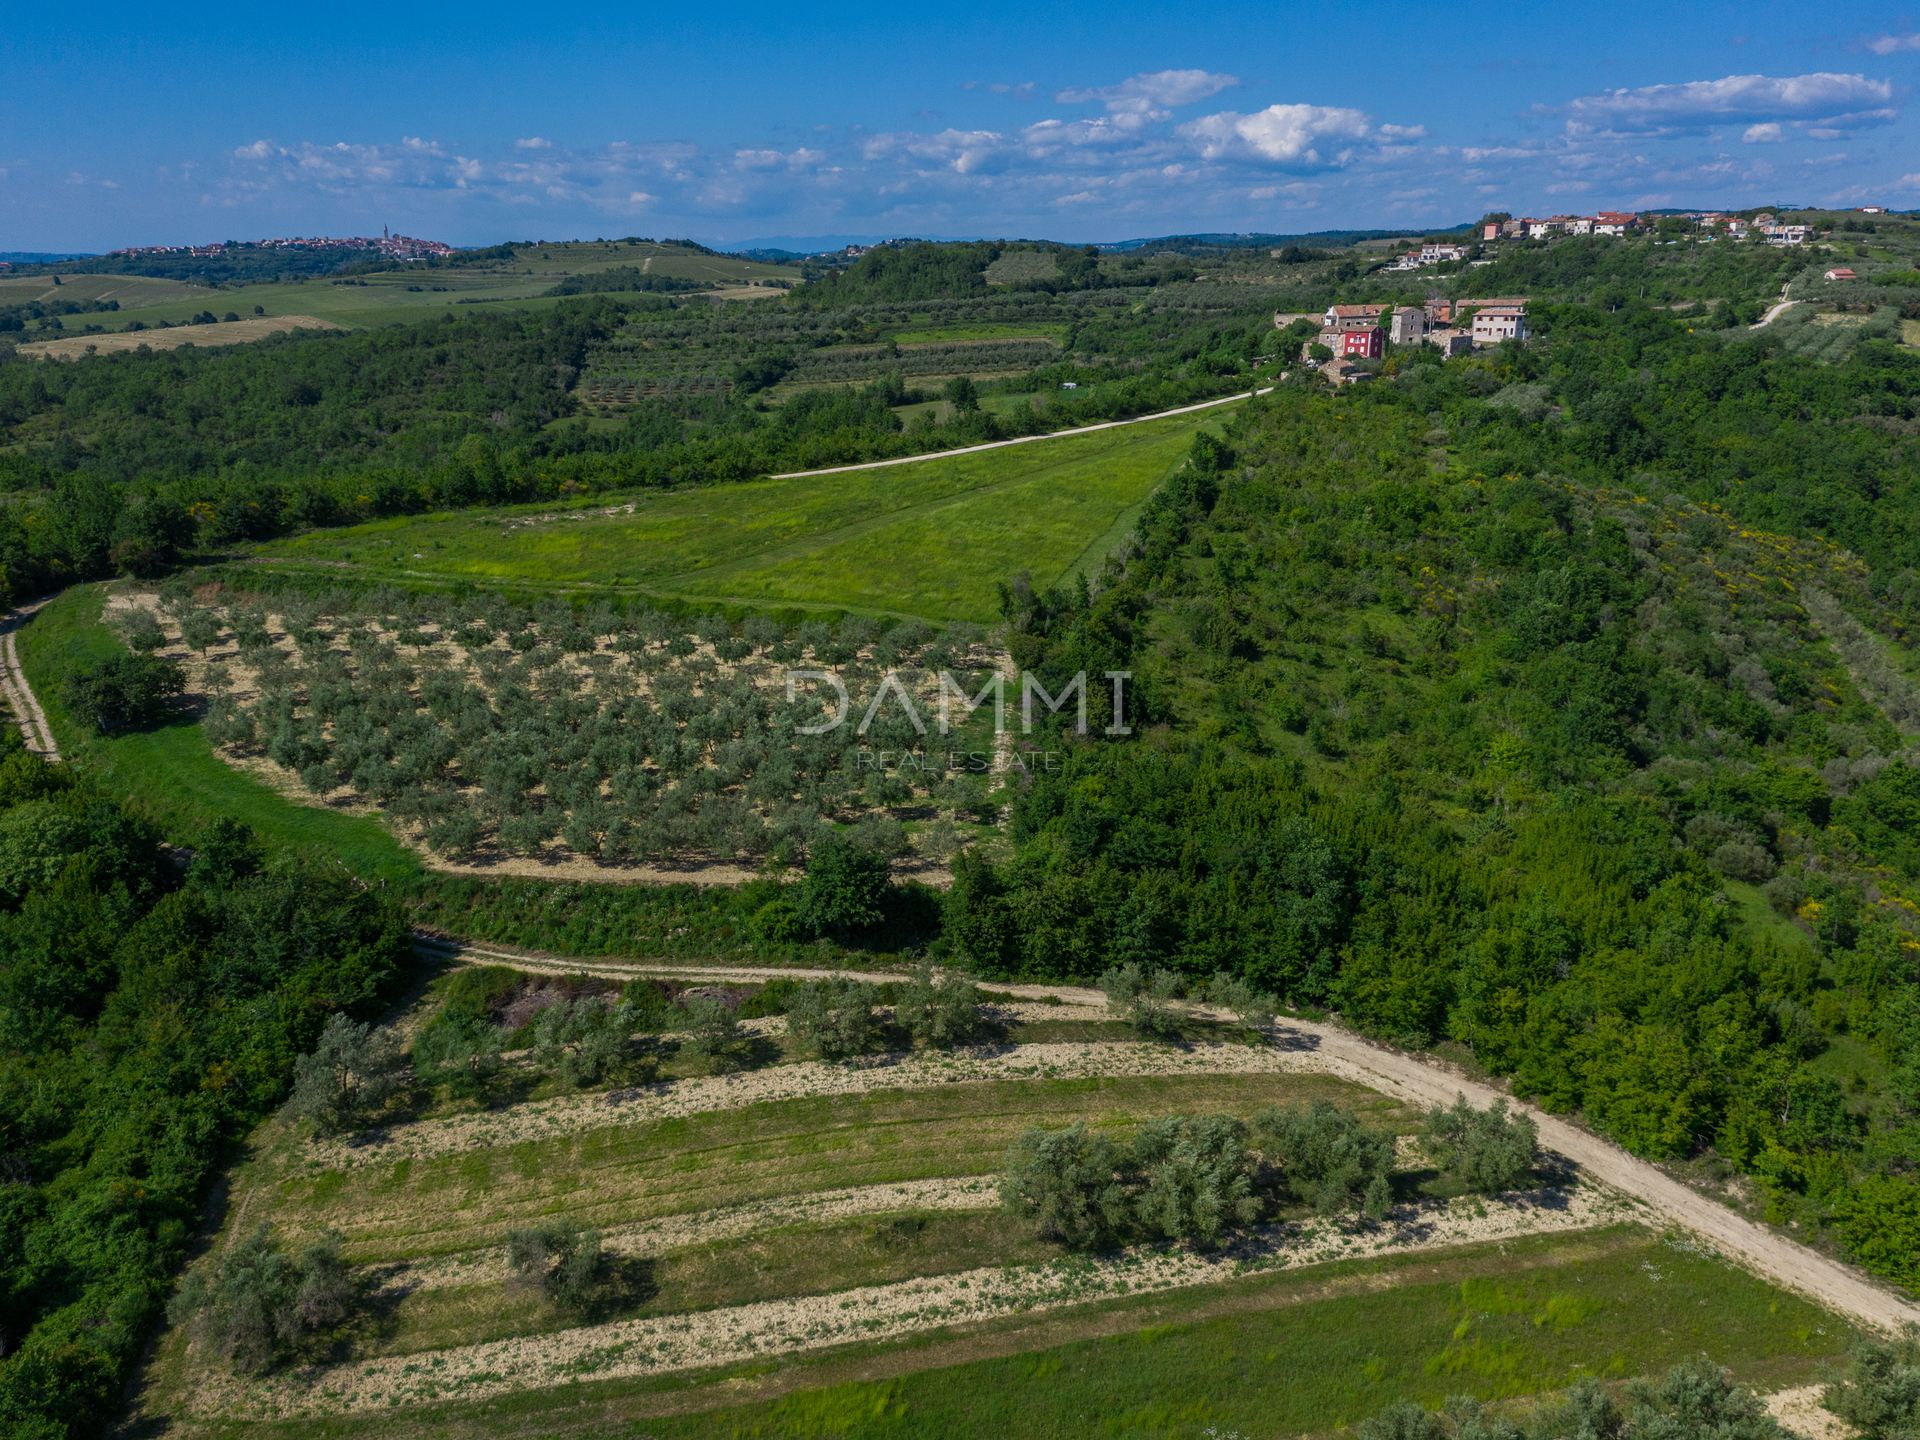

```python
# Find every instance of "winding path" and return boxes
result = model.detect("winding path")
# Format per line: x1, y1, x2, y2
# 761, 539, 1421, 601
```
0, 598, 58, 759
414, 936, 1920, 1335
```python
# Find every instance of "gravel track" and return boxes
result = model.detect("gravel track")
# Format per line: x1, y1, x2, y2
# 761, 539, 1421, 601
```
207, 1184, 1628, 1420
0, 598, 59, 758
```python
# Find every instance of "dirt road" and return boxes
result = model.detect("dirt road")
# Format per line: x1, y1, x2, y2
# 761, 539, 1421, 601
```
769, 385, 1275, 479
416, 936, 1920, 1335
0, 598, 59, 758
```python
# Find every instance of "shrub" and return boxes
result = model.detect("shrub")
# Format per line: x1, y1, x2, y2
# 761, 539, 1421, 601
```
676, 991, 742, 1063
1627, 1355, 1786, 1440
1250, 1099, 1396, 1218
792, 837, 891, 939
786, 976, 881, 1058
533, 996, 635, 1085
506, 1219, 605, 1311
120, 607, 168, 654
62, 652, 185, 732
1206, 970, 1276, 1029
1129, 1114, 1260, 1244
1099, 962, 1184, 1037
1357, 1361, 1781, 1440
411, 1011, 503, 1097
1000, 1120, 1133, 1249
167, 1223, 352, 1372
894, 963, 984, 1047
1423, 1093, 1539, 1193
181, 608, 224, 655
284, 1012, 405, 1134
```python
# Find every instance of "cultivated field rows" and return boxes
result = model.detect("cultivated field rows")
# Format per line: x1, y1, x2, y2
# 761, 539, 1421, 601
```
298, 1039, 1345, 1171
111, 589, 1011, 882
194, 1188, 1632, 1421
170, 972, 1641, 1425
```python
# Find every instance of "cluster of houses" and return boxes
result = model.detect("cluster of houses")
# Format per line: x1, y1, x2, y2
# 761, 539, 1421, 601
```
1287, 297, 1528, 382
1382, 242, 1475, 271
107, 230, 456, 261
1482, 211, 1809, 246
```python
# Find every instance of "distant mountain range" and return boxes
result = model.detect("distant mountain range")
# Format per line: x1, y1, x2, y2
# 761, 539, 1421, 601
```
0, 252, 100, 263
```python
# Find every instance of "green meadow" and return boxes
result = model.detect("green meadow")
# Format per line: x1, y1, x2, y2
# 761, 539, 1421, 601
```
182, 1227, 1849, 1440
247, 405, 1230, 621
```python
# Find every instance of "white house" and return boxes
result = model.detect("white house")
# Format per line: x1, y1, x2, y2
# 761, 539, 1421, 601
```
1764, 225, 1809, 246
1471, 305, 1528, 343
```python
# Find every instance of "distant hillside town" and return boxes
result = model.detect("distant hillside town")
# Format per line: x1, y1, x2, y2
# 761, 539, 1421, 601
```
1477, 211, 1811, 246
105, 228, 455, 261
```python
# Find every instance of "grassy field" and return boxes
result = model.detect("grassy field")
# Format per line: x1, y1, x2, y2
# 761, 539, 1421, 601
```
21, 314, 341, 359
613, 1228, 1845, 1440
5, 241, 799, 338
15, 585, 420, 879
245, 405, 1229, 621
271, 1072, 1398, 1262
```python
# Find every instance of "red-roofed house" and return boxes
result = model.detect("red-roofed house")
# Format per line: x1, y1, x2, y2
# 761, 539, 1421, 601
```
1322, 303, 1389, 333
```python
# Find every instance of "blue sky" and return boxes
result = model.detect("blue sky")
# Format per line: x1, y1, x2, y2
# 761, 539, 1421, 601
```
5, 1, 1920, 252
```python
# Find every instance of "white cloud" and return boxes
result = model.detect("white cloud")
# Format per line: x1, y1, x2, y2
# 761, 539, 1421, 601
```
1551, 72, 1897, 136
1176, 103, 1374, 168
515, 137, 552, 150
1865, 32, 1920, 54
1743, 123, 1784, 143
1057, 69, 1240, 118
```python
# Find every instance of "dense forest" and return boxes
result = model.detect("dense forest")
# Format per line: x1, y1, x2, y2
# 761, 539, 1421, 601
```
0, 738, 410, 1436
962, 303, 1920, 1289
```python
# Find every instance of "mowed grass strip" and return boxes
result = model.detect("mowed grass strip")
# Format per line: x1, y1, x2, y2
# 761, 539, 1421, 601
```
275, 1073, 1398, 1263
245, 408, 1222, 621
355, 1211, 1053, 1360
171, 1228, 1849, 1440
16, 586, 420, 880
674, 421, 1203, 620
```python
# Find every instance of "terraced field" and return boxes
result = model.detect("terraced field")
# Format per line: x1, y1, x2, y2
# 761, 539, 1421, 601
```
129, 965, 1856, 1439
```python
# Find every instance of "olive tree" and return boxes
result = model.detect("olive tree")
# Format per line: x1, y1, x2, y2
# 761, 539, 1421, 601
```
284, 1013, 406, 1135
785, 976, 881, 1058
167, 1223, 353, 1372
894, 963, 983, 1047
506, 1219, 606, 1311
1423, 1093, 1539, 1193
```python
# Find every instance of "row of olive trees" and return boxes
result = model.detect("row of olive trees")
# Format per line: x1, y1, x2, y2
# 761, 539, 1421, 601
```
1099, 963, 1279, 1036
282, 965, 992, 1134
1002, 1094, 1540, 1251
282, 999, 649, 1134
